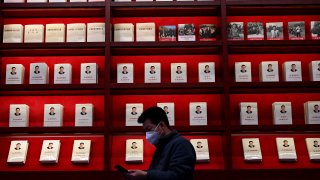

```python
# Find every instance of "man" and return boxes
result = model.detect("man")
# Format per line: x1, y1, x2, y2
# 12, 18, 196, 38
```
49, 107, 56, 116
81, 107, 87, 115
34, 65, 40, 74
204, 65, 210, 74
196, 141, 203, 149
314, 105, 320, 113
85, 66, 91, 74
122, 66, 128, 74
176, 66, 182, 74
246, 106, 252, 114
163, 106, 169, 114
240, 65, 247, 73
291, 64, 297, 72
58, 66, 65, 75
79, 142, 85, 149
47, 143, 54, 149
267, 64, 274, 72
295, 25, 302, 37
283, 140, 290, 147
126, 106, 196, 180
14, 108, 21, 116
248, 141, 255, 148
15, 143, 21, 150
280, 105, 287, 114
314, 140, 320, 148
131, 142, 138, 149
270, 25, 279, 38
131, 107, 138, 115
150, 66, 156, 74
195, 106, 202, 114
11, 67, 17, 75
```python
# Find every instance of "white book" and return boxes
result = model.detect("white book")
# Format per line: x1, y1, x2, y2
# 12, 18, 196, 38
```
88, 0, 105, 1
126, 104, 143, 126
29, 63, 49, 84
80, 63, 98, 84
54, 63, 72, 84
157, 103, 175, 126
190, 139, 210, 162
87, 23, 105, 42
242, 138, 262, 162
70, 0, 87, 2
114, 0, 131, 1
44, 104, 64, 127
71, 140, 91, 163
171, 63, 187, 83
67, 23, 86, 42
305, 138, 320, 161
7, 140, 29, 165
6, 64, 25, 84
114, 23, 134, 42
309, 61, 320, 81
75, 104, 93, 127
39, 140, 61, 163
125, 139, 143, 163
3, 24, 24, 43
189, 102, 207, 126
117, 63, 134, 83
239, 102, 258, 125
304, 101, 320, 124
198, 62, 215, 83
136, 23, 156, 42
272, 102, 293, 125
156, 0, 173, 1
24, 24, 44, 43
27, 0, 47, 3
144, 63, 161, 83
9, 104, 29, 127
276, 138, 297, 161
136, 0, 153, 1
4, 0, 25, 3
235, 62, 252, 82
282, 61, 302, 82
259, 61, 279, 82
311, 21, 320, 40
45, 24, 65, 43
49, 0, 67, 2
177, 0, 194, 1
178, 24, 196, 41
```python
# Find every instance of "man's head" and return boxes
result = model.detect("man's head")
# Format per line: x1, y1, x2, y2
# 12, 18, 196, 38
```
284, 140, 289, 146
291, 64, 296, 69
16, 143, 21, 148
177, 66, 181, 71
86, 66, 90, 71
241, 65, 246, 70
272, 25, 277, 30
35, 66, 39, 71
123, 66, 127, 71
132, 142, 137, 147
138, 106, 170, 133
50, 107, 55, 113
314, 105, 319, 111
132, 107, 137, 113
80, 142, 84, 148
247, 106, 252, 111
15, 108, 20, 113
59, 66, 64, 72
11, 67, 16, 72
48, 143, 53, 148
205, 65, 209, 70
314, 141, 319, 146
82, 107, 86, 113
150, 66, 155, 72
281, 105, 286, 111
268, 64, 273, 69
196, 106, 201, 112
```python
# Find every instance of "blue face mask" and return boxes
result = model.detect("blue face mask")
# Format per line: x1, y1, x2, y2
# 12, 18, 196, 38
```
146, 123, 162, 145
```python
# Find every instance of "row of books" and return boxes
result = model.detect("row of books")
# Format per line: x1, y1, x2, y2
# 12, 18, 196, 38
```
3, 23, 105, 43
4, 0, 104, 3
9, 104, 93, 127
115, 0, 214, 2
7, 140, 91, 165
5, 63, 97, 84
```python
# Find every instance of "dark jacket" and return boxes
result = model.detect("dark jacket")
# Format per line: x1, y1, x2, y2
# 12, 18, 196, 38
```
147, 131, 196, 180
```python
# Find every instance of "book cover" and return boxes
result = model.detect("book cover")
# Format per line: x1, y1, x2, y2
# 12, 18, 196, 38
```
44, 104, 64, 127
235, 62, 252, 82
114, 23, 134, 42
273, 102, 293, 125
157, 103, 175, 126
87, 23, 105, 42
136, 23, 156, 42
311, 21, 320, 40
189, 102, 207, 126
309, 60, 320, 81
227, 22, 244, 40
45, 24, 65, 43
282, 61, 302, 82
29, 63, 49, 84
117, 63, 134, 83
6, 64, 25, 84
125, 103, 143, 126
39, 140, 61, 163
190, 139, 210, 162
7, 140, 29, 165
198, 62, 215, 83
304, 101, 320, 124
9, 104, 29, 127
144, 63, 161, 83
239, 102, 258, 125
3, 24, 24, 43
288, 21, 305, 40
24, 24, 44, 43
75, 104, 94, 127
259, 61, 279, 82
80, 63, 98, 84
171, 63, 187, 83
71, 140, 91, 163
67, 23, 86, 42
159, 25, 176, 42
276, 137, 297, 161
305, 138, 320, 161
199, 24, 217, 41
247, 22, 264, 40
242, 138, 262, 162
125, 139, 143, 163
178, 24, 195, 41
54, 63, 72, 84
266, 22, 284, 40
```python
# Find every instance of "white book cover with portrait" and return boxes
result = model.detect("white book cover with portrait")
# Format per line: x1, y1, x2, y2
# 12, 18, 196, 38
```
9, 104, 30, 127
126, 103, 143, 126
87, 23, 105, 42
266, 22, 284, 40
4, 0, 25, 2
114, 23, 134, 42
309, 60, 320, 81
272, 102, 293, 125
67, 23, 86, 42
39, 140, 61, 163
44, 104, 64, 127
171, 63, 187, 83
157, 103, 175, 126
3, 24, 24, 43
27, 0, 47, 2
259, 61, 279, 82
189, 102, 207, 126
239, 102, 258, 125
276, 137, 297, 161
45, 24, 65, 43
198, 62, 215, 83
126, 139, 143, 163
235, 62, 252, 82
24, 24, 44, 43
304, 101, 320, 124
242, 138, 262, 162
29, 63, 49, 84
80, 63, 98, 84
190, 139, 210, 162
71, 140, 91, 163
144, 63, 161, 83
305, 138, 320, 161
7, 140, 29, 164
282, 61, 302, 82
117, 63, 133, 83
136, 23, 156, 42
75, 104, 93, 127
6, 64, 25, 84
54, 63, 72, 84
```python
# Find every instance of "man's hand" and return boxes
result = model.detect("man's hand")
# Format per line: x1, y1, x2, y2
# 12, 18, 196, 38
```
125, 170, 147, 180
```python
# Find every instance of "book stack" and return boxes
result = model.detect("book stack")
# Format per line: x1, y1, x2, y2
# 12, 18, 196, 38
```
6, 64, 25, 84
9, 104, 30, 127
71, 140, 91, 163
7, 140, 29, 165
39, 140, 61, 163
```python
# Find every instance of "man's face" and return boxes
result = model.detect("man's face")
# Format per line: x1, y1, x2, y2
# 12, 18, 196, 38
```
123, 67, 127, 72
86, 66, 90, 71
241, 65, 246, 70
315, 141, 319, 146
50, 108, 55, 113
150, 66, 155, 72
35, 66, 39, 71
247, 107, 251, 111
273, 26, 276, 30
164, 107, 168, 112
205, 66, 209, 71
284, 141, 288, 146
15, 109, 20, 113
291, 64, 296, 69
132, 143, 137, 147
197, 142, 202, 147
196, 106, 201, 111
249, 142, 253, 146
80, 143, 84, 148
82, 108, 86, 113
59, 67, 64, 72
143, 119, 159, 133
16, 144, 21, 148
177, 66, 181, 71
132, 107, 136, 113
12, 68, 16, 72
49, 143, 53, 148
281, 106, 286, 111
315, 105, 319, 111
268, 65, 272, 70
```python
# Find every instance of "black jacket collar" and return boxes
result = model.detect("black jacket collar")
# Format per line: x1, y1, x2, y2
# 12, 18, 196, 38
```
155, 130, 179, 148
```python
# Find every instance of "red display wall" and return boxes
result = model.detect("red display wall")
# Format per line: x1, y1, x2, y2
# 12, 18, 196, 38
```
232, 134, 320, 169
1, 56, 105, 85
229, 93, 320, 126
111, 55, 222, 83
0, 135, 104, 171
0, 95, 104, 127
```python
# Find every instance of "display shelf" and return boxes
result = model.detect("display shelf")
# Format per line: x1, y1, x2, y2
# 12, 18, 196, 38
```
229, 169, 320, 179
0, 89, 106, 96
0, 127, 105, 134
0, 43, 105, 49
226, 0, 320, 5
0, 84, 105, 92
230, 125, 320, 133
110, 41, 222, 48
0, 2, 106, 9
227, 40, 320, 46
228, 45, 320, 54
110, 1, 221, 7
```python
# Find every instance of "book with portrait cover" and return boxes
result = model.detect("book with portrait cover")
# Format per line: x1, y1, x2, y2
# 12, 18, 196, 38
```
235, 62, 252, 82
54, 63, 72, 84
87, 23, 105, 42
29, 63, 49, 84
126, 103, 143, 126
44, 104, 64, 127
309, 60, 320, 81
4, 0, 25, 2
75, 104, 93, 127
3, 24, 24, 43
145, 63, 161, 83
117, 63, 134, 83
114, 23, 134, 42
157, 103, 175, 126
276, 137, 297, 161
306, 138, 320, 161
288, 21, 305, 40
273, 102, 292, 125
266, 22, 284, 40
239, 102, 258, 125
247, 22, 264, 40
311, 21, 320, 40
198, 62, 215, 83
67, 23, 86, 42
81, 63, 98, 84
126, 139, 143, 163
7, 140, 29, 165
171, 63, 187, 83
227, 22, 244, 40
6, 64, 25, 84
27, 0, 47, 2
9, 104, 30, 127
190, 139, 210, 162
242, 138, 262, 162
24, 24, 44, 43
39, 140, 61, 163
282, 61, 302, 82
259, 61, 279, 82
199, 24, 217, 41
136, 23, 156, 42
189, 102, 207, 126
304, 101, 320, 124
45, 24, 65, 43
178, 24, 195, 41
71, 140, 91, 163
159, 25, 176, 42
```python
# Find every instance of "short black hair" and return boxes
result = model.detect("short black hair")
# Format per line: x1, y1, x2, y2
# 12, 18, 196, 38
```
249, 141, 253, 143
247, 106, 251, 108
35, 66, 39, 68
138, 106, 169, 127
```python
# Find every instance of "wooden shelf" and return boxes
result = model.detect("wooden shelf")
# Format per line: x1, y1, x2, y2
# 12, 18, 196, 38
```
231, 125, 320, 133
0, 2, 106, 8
0, 127, 105, 134
0, 84, 105, 91
111, 1, 220, 7
111, 41, 222, 48
226, 0, 320, 5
